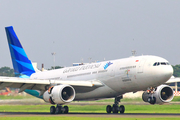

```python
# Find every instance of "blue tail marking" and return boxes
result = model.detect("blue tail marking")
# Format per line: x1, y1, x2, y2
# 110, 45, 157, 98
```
5, 26, 42, 99
5, 26, 35, 77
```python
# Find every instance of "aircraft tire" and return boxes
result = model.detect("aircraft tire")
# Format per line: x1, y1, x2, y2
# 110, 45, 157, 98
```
55, 106, 62, 114
64, 106, 69, 114
50, 106, 56, 114
106, 105, 112, 113
148, 97, 156, 105
119, 105, 125, 114
150, 97, 156, 104
112, 104, 118, 113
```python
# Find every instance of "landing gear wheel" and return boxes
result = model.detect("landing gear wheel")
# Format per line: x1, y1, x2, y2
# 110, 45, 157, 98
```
106, 105, 112, 113
55, 106, 62, 114
148, 97, 156, 105
64, 106, 69, 114
50, 106, 55, 114
112, 104, 118, 113
105, 96, 125, 114
119, 105, 125, 114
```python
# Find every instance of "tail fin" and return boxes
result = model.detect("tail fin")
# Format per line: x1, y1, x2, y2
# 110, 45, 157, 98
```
5, 26, 35, 77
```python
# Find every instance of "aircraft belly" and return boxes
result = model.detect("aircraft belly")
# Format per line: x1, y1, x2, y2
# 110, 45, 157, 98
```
74, 85, 119, 100
103, 75, 139, 94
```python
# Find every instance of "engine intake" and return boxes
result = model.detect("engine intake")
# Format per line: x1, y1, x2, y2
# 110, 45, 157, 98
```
43, 85, 75, 104
142, 85, 174, 104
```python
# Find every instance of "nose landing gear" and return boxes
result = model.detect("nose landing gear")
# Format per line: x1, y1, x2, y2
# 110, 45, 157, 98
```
147, 87, 156, 105
106, 96, 125, 114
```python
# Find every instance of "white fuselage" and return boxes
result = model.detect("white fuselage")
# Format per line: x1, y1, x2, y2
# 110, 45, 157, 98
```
30, 55, 173, 101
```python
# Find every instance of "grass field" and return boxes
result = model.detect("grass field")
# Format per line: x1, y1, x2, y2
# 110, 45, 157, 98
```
1, 104, 180, 120
0, 104, 180, 120
1, 117, 180, 120
0, 104, 180, 113
1, 96, 180, 119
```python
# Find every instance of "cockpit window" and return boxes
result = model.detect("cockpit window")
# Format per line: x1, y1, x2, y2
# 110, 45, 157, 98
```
161, 62, 166, 65
153, 63, 157, 66
153, 62, 170, 66
157, 62, 160, 66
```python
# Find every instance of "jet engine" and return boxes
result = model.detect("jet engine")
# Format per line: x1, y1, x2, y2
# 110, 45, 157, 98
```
142, 85, 174, 105
43, 85, 75, 105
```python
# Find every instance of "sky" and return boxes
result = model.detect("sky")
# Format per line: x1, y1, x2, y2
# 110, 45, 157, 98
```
0, 1, 180, 69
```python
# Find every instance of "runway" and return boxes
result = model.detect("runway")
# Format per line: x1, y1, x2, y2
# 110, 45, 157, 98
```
1, 112, 180, 118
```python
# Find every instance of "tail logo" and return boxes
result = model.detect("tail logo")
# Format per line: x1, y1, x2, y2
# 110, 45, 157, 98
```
5, 26, 35, 77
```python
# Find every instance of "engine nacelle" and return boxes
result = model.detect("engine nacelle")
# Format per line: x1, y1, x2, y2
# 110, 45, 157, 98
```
43, 84, 75, 105
142, 85, 174, 104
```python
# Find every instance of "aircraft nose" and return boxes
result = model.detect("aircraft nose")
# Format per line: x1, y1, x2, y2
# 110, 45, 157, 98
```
161, 65, 173, 81
153, 65, 173, 84
168, 65, 173, 77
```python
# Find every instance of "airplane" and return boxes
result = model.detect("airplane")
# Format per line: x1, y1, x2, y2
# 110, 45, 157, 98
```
0, 26, 174, 114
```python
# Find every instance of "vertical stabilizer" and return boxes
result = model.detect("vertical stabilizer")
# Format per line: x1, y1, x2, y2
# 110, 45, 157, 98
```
5, 26, 35, 77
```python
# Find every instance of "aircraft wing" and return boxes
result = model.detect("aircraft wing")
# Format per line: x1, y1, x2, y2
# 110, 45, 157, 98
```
166, 76, 180, 84
0, 76, 104, 92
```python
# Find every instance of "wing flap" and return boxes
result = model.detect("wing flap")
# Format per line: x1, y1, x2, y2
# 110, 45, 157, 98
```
0, 82, 13, 89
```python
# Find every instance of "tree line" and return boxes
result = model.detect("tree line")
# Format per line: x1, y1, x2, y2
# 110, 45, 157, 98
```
0, 67, 14, 77
172, 65, 180, 77
0, 65, 180, 77
0, 66, 63, 77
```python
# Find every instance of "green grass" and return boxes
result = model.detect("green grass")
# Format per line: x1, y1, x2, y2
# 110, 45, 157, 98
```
0, 96, 180, 119
172, 96, 180, 102
0, 95, 34, 100
0, 117, 180, 120
0, 104, 180, 113
0, 104, 180, 119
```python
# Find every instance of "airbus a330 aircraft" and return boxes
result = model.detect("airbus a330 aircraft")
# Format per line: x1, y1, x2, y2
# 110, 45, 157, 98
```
0, 26, 174, 114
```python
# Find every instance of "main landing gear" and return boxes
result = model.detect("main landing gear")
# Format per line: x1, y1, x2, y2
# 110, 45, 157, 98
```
50, 104, 69, 114
106, 96, 125, 114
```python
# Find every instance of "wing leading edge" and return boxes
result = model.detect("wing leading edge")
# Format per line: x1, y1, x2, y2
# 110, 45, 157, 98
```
0, 77, 104, 92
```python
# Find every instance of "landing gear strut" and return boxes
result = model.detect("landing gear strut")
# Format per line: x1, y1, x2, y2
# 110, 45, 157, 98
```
50, 104, 69, 114
106, 96, 125, 114
147, 87, 156, 105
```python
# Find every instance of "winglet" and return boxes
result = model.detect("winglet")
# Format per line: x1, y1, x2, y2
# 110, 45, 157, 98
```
5, 26, 35, 77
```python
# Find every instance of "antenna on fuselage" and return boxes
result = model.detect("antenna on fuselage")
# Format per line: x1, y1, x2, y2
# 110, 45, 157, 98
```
51, 41, 56, 69
131, 50, 136, 56
51, 52, 56, 69
89, 57, 92, 63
